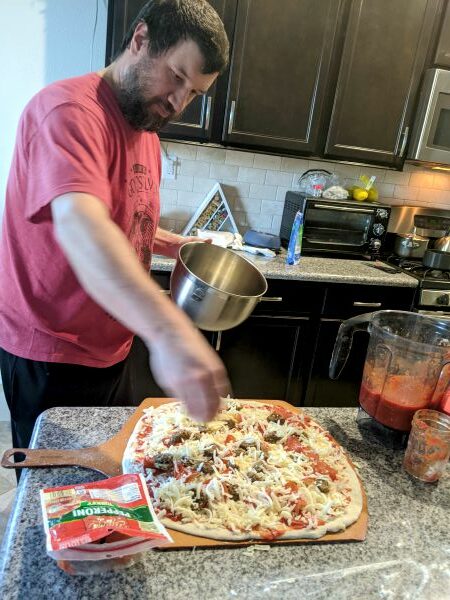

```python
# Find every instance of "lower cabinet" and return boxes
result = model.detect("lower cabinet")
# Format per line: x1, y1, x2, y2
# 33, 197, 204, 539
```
140, 271, 417, 408
214, 315, 312, 406
304, 319, 366, 408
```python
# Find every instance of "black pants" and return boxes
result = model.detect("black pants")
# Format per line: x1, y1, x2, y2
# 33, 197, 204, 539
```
0, 347, 138, 451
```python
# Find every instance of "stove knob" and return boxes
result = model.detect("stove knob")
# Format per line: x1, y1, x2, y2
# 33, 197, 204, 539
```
370, 238, 382, 249
376, 209, 388, 219
436, 294, 450, 306
373, 223, 385, 235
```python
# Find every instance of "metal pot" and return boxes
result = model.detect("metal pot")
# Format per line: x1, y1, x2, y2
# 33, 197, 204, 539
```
394, 232, 429, 258
170, 242, 278, 331
423, 249, 450, 271
434, 230, 450, 252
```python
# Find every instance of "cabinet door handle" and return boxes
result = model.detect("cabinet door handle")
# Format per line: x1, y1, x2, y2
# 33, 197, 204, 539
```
260, 297, 283, 302
398, 126, 409, 158
353, 301, 382, 307
215, 330, 222, 352
227, 100, 236, 134
204, 95, 212, 131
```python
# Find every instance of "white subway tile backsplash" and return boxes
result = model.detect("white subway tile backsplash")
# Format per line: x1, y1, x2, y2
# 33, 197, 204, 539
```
409, 172, 434, 188
432, 173, 450, 190
276, 187, 290, 202
253, 154, 282, 170
246, 212, 273, 230
222, 182, 251, 199
417, 188, 440, 203
164, 142, 197, 160
393, 186, 419, 201
261, 199, 284, 215
160, 142, 450, 234
177, 190, 204, 206
192, 177, 219, 193
196, 146, 226, 163
161, 175, 193, 191
159, 188, 178, 204
265, 170, 292, 186
225, 149, 254, 167
249, 183, 278, 201
178, 160, 210, 178
383, 171, 411, 186
237, 167, 266, 184
233, 196, 262, 213
280, 157, 309, 173
210, 163, 240, 180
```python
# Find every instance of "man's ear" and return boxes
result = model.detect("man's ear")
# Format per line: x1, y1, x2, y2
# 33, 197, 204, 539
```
129, 21, 149, 56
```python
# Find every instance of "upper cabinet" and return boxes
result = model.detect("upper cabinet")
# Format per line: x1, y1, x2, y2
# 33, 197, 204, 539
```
222, 0, 344, 153
325, 0, 441, 168
106, 0, 446, 168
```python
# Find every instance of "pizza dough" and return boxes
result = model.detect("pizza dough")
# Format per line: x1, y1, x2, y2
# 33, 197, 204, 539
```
122, 400, 363, 541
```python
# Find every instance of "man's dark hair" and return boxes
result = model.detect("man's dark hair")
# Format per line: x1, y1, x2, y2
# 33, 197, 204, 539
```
118, 0, 229, 74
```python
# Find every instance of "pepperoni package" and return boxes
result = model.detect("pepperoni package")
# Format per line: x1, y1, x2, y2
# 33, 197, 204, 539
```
40, 473, 173, 575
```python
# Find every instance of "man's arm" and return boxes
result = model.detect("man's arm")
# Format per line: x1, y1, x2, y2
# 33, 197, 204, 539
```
153, 226, 203, 258
51, 192, 230, 421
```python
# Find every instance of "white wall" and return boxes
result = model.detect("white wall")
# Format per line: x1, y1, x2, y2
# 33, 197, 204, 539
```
0, 0, 108, 419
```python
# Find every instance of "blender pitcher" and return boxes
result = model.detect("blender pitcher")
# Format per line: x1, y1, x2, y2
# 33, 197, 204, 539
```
329, 311, 450, 431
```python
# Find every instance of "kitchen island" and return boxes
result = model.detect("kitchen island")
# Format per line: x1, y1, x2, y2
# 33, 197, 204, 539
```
0, 406, 448, 600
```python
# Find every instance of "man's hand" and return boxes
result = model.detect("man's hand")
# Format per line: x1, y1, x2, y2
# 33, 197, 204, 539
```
146, 319, 230, 422
153, 227, 211, 259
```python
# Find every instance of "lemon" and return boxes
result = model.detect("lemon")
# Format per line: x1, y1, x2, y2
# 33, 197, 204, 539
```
352, 188, 368, 201
367, 188, 379, 202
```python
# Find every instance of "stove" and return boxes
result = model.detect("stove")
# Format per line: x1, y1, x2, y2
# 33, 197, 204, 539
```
384, 254, 450, 313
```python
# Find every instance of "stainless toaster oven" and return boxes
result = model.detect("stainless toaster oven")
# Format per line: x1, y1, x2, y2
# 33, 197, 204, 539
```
280, 192, 391, 259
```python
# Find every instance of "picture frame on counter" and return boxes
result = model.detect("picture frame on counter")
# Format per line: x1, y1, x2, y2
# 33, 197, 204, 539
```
181, 182, 239, 236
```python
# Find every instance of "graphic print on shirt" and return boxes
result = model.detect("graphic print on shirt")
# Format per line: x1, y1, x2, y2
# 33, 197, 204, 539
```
128, 163, 157, 270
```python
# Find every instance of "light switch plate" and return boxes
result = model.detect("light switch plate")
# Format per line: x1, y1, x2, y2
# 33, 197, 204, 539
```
162, 154, 177, 180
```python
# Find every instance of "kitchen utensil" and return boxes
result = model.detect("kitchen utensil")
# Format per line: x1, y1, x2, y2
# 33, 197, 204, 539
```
403, 409, 450, 482
170, 242, 279, 331
423, 248, 450, 270
394, 230, 429, 258
329, 310, 450, 431
1, 397, 367, 547
434, 229, 450, 252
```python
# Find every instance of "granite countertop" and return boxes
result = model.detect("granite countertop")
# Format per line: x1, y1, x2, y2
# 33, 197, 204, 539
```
1, 406, 448, 600
151, 252, 418, 287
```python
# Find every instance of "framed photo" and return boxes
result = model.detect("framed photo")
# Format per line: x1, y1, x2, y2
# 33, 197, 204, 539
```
181, 182, 239, 236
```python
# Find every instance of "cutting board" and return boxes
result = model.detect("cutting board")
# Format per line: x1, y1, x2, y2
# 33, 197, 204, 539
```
1, 398, 368, 547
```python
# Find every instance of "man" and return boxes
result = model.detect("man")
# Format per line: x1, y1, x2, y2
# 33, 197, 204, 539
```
0, 0, 231, 451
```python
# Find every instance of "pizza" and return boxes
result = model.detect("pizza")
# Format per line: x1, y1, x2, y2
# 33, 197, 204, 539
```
122, 400, 363, 541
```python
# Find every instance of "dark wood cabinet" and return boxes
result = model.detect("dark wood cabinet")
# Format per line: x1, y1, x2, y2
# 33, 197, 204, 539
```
325, 0, 440, 168
107, 0, 445, 168
145, 271, 416, 408
222, 0, 345, 154
215, 315, 312, 405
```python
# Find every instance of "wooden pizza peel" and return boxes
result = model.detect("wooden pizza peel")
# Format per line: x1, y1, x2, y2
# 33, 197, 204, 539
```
1, 398, 368, 547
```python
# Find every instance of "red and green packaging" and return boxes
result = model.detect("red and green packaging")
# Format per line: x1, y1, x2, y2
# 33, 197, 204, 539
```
40, 473, 172, 574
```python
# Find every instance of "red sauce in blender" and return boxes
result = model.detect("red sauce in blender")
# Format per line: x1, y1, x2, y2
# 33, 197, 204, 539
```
359, 373, 433, 431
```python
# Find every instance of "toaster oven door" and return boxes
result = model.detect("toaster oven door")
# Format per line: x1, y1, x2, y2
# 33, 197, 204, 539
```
303, 201, 374, 249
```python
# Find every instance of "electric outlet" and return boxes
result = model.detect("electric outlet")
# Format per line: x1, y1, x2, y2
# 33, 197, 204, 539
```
162, 154, 177, 180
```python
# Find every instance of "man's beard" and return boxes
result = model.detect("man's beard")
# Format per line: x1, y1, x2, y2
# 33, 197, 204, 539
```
115, 64, 175, 132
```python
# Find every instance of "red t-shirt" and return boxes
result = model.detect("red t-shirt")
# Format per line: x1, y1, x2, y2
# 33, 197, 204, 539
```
0, 73, 161, 367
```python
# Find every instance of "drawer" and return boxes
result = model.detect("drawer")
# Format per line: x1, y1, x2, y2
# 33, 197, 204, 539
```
322, 284, 416, 319
251, 280, 325, 316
